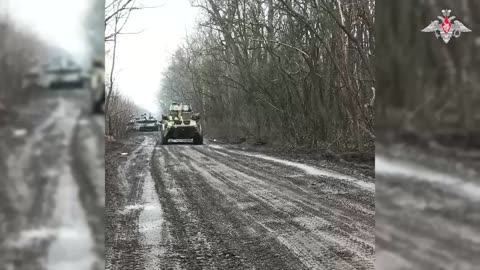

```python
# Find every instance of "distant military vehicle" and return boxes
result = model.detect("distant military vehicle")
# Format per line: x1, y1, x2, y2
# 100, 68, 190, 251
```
133, 114, 159, 131
22, 64, 51, 89
22, 66, 44, 89
160, 102, 203, 145
126, 116, 136, 131
45, 58, 85, 89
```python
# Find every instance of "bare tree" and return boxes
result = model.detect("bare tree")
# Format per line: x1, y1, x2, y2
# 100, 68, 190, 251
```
104, 0, 158, 136
0, 14, 49, 114
106, 87, 141, 138
377, 0, 480, 141
160, 0, 374, 152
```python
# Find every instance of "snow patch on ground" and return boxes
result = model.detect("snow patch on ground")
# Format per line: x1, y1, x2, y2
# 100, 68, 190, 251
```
121, 204, 144, 212
7, 227, 55, 248
376, 250, 414, 270
209, 145, 374, 192
45, 99, 97, 270
139, 165, 165, 269
78, 129, 105, 207
138, 174, 163, 240
376, 155, 480, 201
78, 118, 90, 126
12, 128, 28, 137
5, 100, 61, 210
46, 165, 97, 270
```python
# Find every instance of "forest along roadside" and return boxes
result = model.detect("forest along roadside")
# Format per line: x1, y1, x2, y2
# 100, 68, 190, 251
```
106, 132, 375, 270
376, 137, 480, 270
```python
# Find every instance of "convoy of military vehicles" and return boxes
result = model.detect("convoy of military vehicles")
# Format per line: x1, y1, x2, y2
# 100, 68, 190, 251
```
22, 58, 202, 144
128, 114, 160, 132
127, 103, 203, 145
22, 56, 105, 114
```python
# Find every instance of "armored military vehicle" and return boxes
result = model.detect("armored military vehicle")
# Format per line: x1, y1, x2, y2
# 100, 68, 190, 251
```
159, 102, 203, 145
45, 58, 85, 89
131, 114, 159, 131
22, 66, 45, 89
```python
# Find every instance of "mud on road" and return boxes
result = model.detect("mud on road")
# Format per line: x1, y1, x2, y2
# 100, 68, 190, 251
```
376, 142, 480, 270
0, 90, 105, 270
106, 133, 375, 270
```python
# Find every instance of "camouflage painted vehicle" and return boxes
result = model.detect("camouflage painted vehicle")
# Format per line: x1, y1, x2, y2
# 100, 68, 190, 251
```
160, 103, 203, 145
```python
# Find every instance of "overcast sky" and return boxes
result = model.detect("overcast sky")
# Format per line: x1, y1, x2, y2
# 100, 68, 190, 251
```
3, 0, 199, 114
110, 0, 200, 114
4, 0, 92, 63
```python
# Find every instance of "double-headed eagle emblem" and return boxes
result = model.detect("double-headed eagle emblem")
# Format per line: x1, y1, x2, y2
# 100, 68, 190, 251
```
421, 9, 471, 43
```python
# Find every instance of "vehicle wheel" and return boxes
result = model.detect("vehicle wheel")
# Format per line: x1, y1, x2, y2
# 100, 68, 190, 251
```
92, 99, 104, 114
160, 131, 168, 145
92, 90, 105, 114
193, 135, 203, 145
76, 81, 84, 88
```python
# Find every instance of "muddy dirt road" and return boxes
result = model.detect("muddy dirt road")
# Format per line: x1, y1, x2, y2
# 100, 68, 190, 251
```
376, 143, 480, 270
0, 90, 105, 270
106, 133, 375, 270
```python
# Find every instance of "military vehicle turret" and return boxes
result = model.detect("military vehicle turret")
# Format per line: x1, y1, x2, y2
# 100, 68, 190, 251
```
159, 102, 203, 145
132, 114, 159, 131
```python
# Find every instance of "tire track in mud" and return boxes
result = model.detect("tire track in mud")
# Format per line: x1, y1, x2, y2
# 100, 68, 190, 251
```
108, 133, 374, 269
106, 140, 146, 270
5, 99, 61, 218
151, 145, 305, 270
376, 153, 480, 270
1, 95, 101, 270
106, 135, 159, 270
70, 114, 105, 268
199, 146, 375, 224
1, 99, 68, 269
192, 146, 374, 267
149, 141, 374, 269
